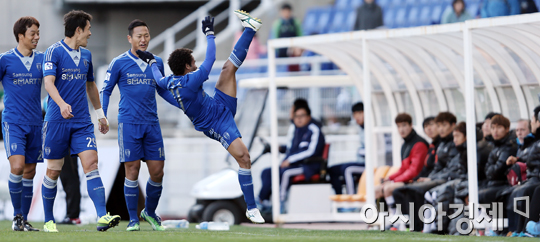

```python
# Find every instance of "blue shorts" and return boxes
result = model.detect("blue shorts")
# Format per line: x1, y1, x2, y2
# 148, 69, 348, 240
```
2, 122, 43, 163
42, 121, 97, 159
118, 123, 165, 162
203, 89, 242, 150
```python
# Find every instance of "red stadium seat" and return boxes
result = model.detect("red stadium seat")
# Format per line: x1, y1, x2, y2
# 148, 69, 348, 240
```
291, 144, 330, 183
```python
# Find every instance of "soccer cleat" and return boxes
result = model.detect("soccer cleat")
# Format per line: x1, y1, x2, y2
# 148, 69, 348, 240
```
12, 215, 24, 231
97, 213, 121, 231
246, 208, 265, 224
140, 208, 165, 231
234, 10, 262, 31
527, 221, 540, 236
23, 221, 39, 231
126, 220, 140, 231
43, 220, 58, 232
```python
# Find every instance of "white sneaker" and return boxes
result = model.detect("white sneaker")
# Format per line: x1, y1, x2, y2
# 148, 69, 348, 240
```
246, 208, 265, 224
234, 10, 262, 31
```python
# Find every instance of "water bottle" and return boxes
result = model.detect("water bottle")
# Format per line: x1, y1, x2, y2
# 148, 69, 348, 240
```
162, 219, 189, 229
195, 221, 230, 231
196, 221, 208, 230
208, 222, 230, 231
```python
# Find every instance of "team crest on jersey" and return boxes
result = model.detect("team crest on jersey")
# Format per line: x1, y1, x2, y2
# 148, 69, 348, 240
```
45, 147, 51, 156
11, 143, 17, 152
36, 63, 42, 71
44, 62, 53, 71
125, 149, 131, 158
223, 132, 230, 140
83, 59, 88, 69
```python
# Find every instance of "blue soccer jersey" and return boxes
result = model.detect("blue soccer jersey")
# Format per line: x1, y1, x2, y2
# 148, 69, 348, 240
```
100, 50, 179, 124
0, 48, 44, 125
43, 40, 94, 123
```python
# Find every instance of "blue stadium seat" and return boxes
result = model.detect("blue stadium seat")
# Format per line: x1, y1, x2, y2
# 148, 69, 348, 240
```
407, 6, 421, 27
383, 7, 396, 28
405, 0, 418, 6
328, 9, 357, 33
378, 0, 391, 9
418, 5, 432, 26
394, 6, 409, 28
431, 3, 449, 24
335, 0, 350, 9
350, 0, 363, 8
391, 0, 405, 7
303, 8, 321, 35
317, 8, 335, 34
466, 1, 481, 17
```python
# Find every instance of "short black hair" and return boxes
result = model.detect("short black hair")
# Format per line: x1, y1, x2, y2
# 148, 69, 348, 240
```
168, 48, 193, 76
423, 116, 435, 128
455, 122, 467, 137
352, 102, 364, 113
435, 112, 457, 125
13, 16, 40, 43
128, 19, 148, 36
281, 3, 292, 10
485, 112, 500, 121
534, 106, 540, 122
294, 104, 311, 116
64, 10, 92, 38
395, 113, 412, 125
293, 98, 308, 109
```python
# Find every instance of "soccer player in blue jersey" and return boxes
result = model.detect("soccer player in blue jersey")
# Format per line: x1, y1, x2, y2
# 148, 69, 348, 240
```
100, 19, 180, 231
41, 10, 120, 232
1, 16, 43, 232
137, 11, 265, 223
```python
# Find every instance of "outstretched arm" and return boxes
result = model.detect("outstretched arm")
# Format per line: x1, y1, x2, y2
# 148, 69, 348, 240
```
186, 16, 217, 90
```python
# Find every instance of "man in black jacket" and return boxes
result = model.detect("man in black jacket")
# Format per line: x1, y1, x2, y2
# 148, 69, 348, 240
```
392, 112, 458, 231
415, 117, 439, 179
354, 0, 383, 30
479, 115, 517, 207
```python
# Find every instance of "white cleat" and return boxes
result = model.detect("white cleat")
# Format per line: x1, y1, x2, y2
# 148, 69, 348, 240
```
246, 208, 265, 224
234, 10, 262, 31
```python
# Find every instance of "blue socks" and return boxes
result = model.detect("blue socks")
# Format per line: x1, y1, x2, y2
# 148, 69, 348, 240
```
238, 168, 256, 210
146, 179, 162, 217
22, 178, 33, 220
86, 169, 107, 218
42, 175, 57, 222
228, 28, 256, 68
124, 178, 139, 222
8, 173, 23, 217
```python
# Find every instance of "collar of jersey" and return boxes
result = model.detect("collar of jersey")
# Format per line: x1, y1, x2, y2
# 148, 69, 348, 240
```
13, 48, 33, 58
61, 39, 79, 52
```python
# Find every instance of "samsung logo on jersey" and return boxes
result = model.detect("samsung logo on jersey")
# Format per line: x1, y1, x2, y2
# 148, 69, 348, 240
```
13, 78, 39, 85
12, 73, 32, 77
126, 73, 146, 78
62, 68, 81, 73
62, 73, 87, 81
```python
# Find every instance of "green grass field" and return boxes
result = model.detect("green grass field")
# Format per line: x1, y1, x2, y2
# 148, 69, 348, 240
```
0, 221, 537, 242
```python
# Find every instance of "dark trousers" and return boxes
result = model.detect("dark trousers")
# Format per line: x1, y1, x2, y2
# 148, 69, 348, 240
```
327, 162, 364, 194
529, 186, 540, 223
60, 153, 81, 219
258, 162, 320, 202
506, 178, 540, 232
392, 179, 446, 231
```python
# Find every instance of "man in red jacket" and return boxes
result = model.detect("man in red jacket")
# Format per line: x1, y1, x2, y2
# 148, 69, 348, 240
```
374, 113, 428, 217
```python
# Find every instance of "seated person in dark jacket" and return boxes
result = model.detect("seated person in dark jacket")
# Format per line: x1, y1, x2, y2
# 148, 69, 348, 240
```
328, 102, 366, 195
505, 107, 540, 235
374, 113, 428, 217
414, 117, 440, 180
392, 112, 459, 231
422, 122, 467, 233
478, 114, 516, 207
259, 104, 325, 206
